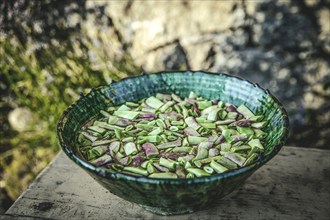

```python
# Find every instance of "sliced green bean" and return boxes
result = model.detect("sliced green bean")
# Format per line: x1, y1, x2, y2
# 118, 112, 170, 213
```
159, 158, 176, 169
248, 139, 264, 150
79, 131, 98, 142
156, 139, 181, 150
148, 127, 163, 135
172, 146, 192, 153
113, 110, 140, 120
88, 126, 106, 134
77, 91, 267, 179
100, 110, 112, 118
224, 152, 246, 167
187, 136, 207, 145
142, 143, 159, 158
137, 135, 161, 144
243, 153, 259, 166
237, 104, 255, 118
203, 166, 214, 174
91, 139, 113, 146
147, 163, 157, 174
123, 142, 138, 156
184, 117, 201, 130
193, 143, 209, 160
149, 172, 178, 179
186, 168, 210, 177
86, 145, 108, 160
210, 160, 228, 173
146, 96, 164, 109
123, 166, 148, 176
117, 105, 131, 111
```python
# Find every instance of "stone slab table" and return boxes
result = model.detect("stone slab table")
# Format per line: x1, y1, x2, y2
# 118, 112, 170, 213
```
1, 146, 329, 220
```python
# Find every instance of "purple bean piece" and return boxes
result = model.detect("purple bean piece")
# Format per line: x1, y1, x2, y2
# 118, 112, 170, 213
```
104, 163, 114, 169
224, 152, 246, 167
207, 135, 219, 143
153, 163, 170, 172
226, 105, 238, 112
184, 127, 201, 136
232, 134, 248, 143
214, 135, 225, 145
211, 99, 219, 105
139, 113, 158, 118
119, 157, 130, 166
94, 160, 107, 166
108, 141, 121, 158
131, 155, 145, 166
159, 152, 187, 160
142, 143, 159, 158
192, 103, 201, 115
229, 119, 251, 127
134, 117, 155, 122
116, 118, 133, 126
91, 154, 112, 166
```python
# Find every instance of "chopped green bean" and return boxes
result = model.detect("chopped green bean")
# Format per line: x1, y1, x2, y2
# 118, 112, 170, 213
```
248, 139, 264, 150
146, 96, 164, 109
123, 167, 148, 176
237, 104, 255, 118
86, 145, 108, 160
88, 126, 106, 134
203, 166, 214, 174
123, 142, 138, 156
186, 168, 210, 177
91, 139, 113, 146
149, 172, 178, 179
147, 163, 157, 174
100, 110, 112, 118
77, 92, 267, 179
79, 131, 97, 142
159, 158, 176, 169
224, 152, 246, 167
185, 117, 201, 130
148, 127, 163, 135
113, 111, 140, 120
117, 105, 131, 111
172, 146, 192, 153
187, 136, 207, 145
159, 101, 175, 112
210, 160, 228, 173
156, 139, 182, 150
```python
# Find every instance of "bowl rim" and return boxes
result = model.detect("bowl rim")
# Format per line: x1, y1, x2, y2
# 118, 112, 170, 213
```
57, 70, 290, 184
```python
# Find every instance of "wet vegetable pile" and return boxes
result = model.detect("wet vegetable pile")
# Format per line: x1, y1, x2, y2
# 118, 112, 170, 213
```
77, 92, 267, 179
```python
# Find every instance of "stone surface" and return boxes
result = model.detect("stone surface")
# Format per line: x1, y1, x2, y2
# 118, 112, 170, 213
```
2, 146, 329, 219
82, 0, 330, 148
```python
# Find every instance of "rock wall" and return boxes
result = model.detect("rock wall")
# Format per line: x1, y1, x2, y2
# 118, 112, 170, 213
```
85, 0, 329, 148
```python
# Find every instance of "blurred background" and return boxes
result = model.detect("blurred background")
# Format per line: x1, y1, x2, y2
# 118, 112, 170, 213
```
0, 0, 329, 213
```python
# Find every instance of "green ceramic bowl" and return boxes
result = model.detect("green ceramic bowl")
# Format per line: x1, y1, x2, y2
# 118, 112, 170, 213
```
57, 71, 289, 215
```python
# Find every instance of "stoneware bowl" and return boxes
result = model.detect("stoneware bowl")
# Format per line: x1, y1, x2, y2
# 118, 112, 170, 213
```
57, 71, 289, 215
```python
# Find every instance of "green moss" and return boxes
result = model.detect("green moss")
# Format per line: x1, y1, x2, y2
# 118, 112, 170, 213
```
0, 35, 138, 201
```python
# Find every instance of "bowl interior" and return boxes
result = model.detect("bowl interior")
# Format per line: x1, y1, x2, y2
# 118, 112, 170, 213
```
57, 71, 289, 179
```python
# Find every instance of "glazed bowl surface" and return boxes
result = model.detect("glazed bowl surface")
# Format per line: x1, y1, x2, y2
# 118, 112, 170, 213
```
57, 71, 289, 215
